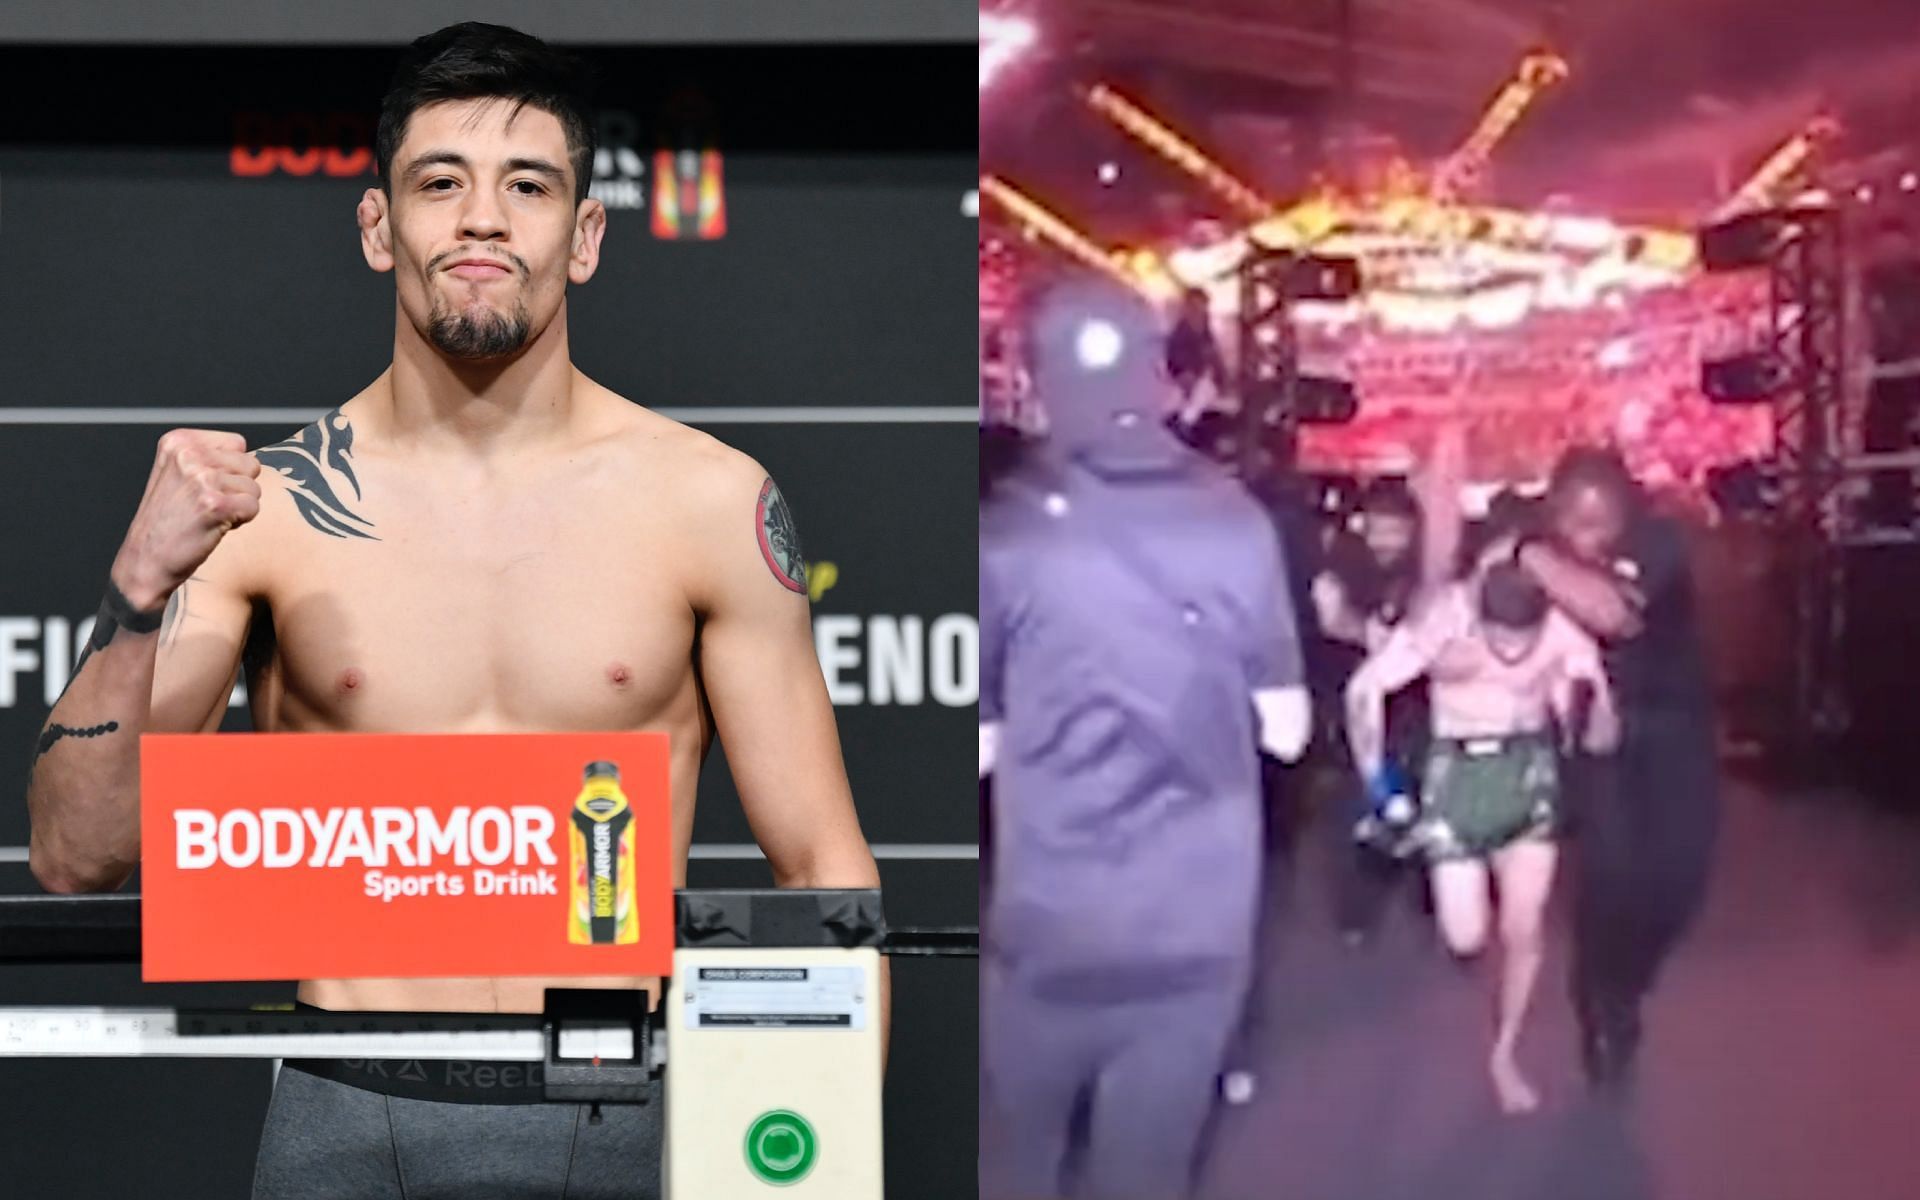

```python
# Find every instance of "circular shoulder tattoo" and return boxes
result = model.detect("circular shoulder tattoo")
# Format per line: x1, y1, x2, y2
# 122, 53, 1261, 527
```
755, 479, 809, 594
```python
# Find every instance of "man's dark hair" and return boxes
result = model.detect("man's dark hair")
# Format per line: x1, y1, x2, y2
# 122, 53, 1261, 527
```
1485, 487, 1539, 536
1455, 488, 1542, 577
1357, 477, 1420, 523
1547, 445, 1641, 513
1479, 561, 1550, 630
376, 22, 599, 207
1324, 478, 1422, 622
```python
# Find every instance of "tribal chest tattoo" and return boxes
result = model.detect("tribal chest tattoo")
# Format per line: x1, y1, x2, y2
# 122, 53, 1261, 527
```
756, 479, 808, 594
257, 409, 378, 540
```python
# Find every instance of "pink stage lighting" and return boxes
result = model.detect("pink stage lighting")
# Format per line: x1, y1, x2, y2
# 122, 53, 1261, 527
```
981, 12, 1036, 90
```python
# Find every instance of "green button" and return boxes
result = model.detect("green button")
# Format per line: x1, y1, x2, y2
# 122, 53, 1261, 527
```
744, 1109, 818, 1186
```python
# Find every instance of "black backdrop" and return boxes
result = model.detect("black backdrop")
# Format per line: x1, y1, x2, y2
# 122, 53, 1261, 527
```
0, 34, 976, 1200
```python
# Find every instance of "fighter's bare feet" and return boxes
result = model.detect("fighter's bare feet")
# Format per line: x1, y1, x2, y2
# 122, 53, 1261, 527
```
1490, 1047, 1540, 1115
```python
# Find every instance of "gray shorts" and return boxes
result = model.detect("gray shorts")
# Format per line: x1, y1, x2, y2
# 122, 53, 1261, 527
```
252, 1062, 662, 1199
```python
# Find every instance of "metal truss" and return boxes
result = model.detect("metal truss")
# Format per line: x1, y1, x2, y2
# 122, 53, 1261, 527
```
1761, 204, 1854, 745
1235, 244, 1302, 473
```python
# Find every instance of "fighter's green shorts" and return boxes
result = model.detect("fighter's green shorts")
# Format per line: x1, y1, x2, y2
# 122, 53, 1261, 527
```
1418, 732, 1559, 862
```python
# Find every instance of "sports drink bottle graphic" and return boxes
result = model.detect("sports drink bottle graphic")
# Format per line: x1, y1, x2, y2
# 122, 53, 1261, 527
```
569, 761, 639, 945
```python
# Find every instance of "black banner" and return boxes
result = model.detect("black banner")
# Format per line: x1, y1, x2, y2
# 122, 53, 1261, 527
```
0, 2, 974, 46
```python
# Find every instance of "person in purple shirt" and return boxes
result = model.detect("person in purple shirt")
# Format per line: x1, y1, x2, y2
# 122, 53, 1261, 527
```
978, 274, 1309, 1199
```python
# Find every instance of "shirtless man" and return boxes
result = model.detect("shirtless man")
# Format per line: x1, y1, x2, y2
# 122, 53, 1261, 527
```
24, 23, 881, 1199
1346, 559, 1617, 1114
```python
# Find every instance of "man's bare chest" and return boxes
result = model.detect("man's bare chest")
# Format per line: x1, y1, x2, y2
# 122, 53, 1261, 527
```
1430, 636, 1560, 696
253, 497, 697, 732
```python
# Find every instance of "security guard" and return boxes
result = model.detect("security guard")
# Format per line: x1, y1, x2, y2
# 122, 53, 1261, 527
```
978, 274, 1309, 1199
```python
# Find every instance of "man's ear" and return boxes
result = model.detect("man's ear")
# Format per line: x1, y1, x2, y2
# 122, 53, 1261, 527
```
358, 188, 394, 273
569, 198, 607, 286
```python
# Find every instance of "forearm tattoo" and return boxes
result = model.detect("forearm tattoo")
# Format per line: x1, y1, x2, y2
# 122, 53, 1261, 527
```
101, 577, 165, 637
257, 409, 378, 540
158, 579, 192, 651
34, 721, 120, 764
32, 579, 147, 780
755, 478, 808, 594
61, 579, 164, 692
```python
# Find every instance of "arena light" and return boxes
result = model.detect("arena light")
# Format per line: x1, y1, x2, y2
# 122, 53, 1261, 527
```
1712, 114, 1841, 222
1081, 83, 1272, 221
979, 12, 1035, 91
978, 175, 1176, 301
1698, 209, 1793, 272
1163, 42, 1692, 315
1702, 351, 1788, 404
1707, 461, 1776, 515
1295, 375, 1360, 425
1187, 199, 1695, 332
1285, 255, 1363, 302
1431, 48, 1570, 200
1074, 319, 1124, 370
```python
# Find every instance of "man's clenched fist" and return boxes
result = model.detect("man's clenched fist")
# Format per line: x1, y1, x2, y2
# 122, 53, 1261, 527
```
110, 429, 262, 612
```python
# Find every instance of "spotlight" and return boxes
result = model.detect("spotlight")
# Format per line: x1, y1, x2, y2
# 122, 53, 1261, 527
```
1296, 375, 1360, 425
1075, 319, 1124, 369
1702, 351, 1788, 404
980, 13, 1037, 91
1857, 184, 1876, 203
1706, 461, 1776, 515
1902, 172, 1919, 193
1098, 162, 1120, 185
1285, 255, 1363, 301
1698, 209, 1791, 272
